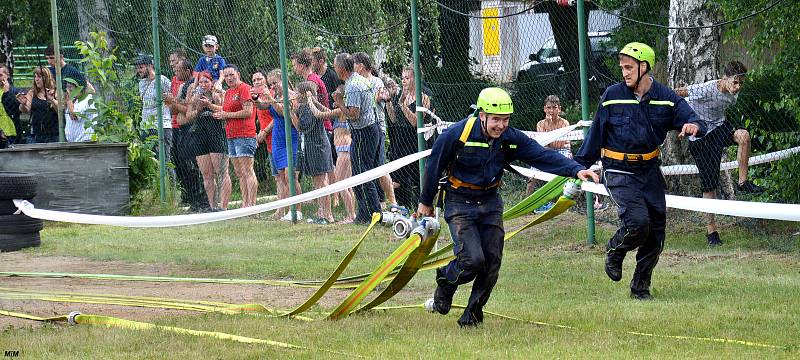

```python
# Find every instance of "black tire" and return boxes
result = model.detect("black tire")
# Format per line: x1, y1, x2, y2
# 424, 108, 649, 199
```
0, 200, 19, 215
0, 172, 37, 200
0, 214, 44, 234
0, 232, 41, 252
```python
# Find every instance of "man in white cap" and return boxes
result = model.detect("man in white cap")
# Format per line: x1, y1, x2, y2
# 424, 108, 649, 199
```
194, 35, 227, 81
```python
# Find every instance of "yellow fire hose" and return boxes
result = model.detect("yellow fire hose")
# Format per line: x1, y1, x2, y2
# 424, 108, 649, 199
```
0, 309, 362, 357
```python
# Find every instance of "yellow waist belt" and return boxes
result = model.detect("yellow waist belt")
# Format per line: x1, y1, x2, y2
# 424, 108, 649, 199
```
601, 148, 660, 162
448, 176, 501, 190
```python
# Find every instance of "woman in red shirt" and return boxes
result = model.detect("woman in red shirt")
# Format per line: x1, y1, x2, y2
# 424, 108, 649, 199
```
211, 65, 257, 208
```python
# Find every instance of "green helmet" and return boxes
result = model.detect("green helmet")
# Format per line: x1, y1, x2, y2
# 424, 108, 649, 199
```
619, 42, 655, 71
476, 87, 514, 115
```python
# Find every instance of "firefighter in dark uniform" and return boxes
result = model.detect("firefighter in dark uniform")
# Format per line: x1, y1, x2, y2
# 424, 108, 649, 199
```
417, 87, 599, 327
574, 42, 705, 300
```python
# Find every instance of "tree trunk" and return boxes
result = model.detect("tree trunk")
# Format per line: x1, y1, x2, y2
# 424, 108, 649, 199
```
76, 0, 91, 43
545, 2, 589, 103
437, 0, 478, 82
0, 15, 12, 74
665, 0, 723, 195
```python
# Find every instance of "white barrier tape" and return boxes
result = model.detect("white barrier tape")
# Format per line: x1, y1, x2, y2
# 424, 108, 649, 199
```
521, 129, 585, 141
414, 111, 590, 148
13, 150, 431, 228
660, 146, 800, 176
512, 165, 800, 222
414, 115, 794, 176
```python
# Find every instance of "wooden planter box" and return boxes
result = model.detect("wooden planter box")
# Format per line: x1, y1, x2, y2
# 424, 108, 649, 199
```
0, 142, 130, 215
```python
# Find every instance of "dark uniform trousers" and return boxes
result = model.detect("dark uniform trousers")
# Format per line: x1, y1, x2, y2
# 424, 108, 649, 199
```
438, 192, 504, 326
604, 167, 666, 294
173, 127, 207, 211
350, 122, 383, 223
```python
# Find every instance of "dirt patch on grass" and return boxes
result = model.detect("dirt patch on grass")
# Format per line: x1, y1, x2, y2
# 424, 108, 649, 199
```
0, 253, 351, 329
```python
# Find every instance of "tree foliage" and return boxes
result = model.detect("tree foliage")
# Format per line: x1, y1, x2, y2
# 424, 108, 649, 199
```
1, 0, 52, 69
718, 0, 800, 203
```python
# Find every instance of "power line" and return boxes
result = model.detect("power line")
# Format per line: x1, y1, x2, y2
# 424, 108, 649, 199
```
285, 12, 408, 38
434, 0, 544, 19
592, 0, 786, 30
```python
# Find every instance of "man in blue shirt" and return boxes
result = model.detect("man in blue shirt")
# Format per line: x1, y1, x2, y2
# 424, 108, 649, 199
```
575, 42, 705, 300
44, 45, 95, 94
194, 35, 226, 81
418, 87, 598, 327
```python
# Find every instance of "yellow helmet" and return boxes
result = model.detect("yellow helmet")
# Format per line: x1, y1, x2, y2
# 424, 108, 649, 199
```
476, 87, 514, 115
619, 42, 655, 71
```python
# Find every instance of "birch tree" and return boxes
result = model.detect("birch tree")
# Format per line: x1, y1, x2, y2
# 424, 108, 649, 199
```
663, 0, 724, 194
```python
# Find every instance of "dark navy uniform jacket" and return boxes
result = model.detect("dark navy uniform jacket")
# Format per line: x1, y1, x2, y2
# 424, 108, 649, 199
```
419, 117, 585, 206
575, 79, 706, 172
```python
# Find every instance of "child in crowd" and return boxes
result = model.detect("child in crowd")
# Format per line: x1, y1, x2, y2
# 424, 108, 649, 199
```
529, 95, 605, 213
256, 69, 302, 221
194, 35, 227, 84
310, 85, 355, 224
294, 81, 334, 224
63, 77, 95, 142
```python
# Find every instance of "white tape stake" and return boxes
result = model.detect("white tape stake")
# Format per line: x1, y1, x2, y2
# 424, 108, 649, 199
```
511, 165, 800, 222
13, 151, 431, 227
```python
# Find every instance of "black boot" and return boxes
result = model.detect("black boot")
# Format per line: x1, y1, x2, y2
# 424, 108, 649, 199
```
432, 268, 456, 315
605, 251, 624, 282
630, 289, 653, 300
458, 307, 483, 328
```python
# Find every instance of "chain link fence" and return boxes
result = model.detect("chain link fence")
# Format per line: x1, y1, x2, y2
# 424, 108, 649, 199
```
5, 0, 797, 222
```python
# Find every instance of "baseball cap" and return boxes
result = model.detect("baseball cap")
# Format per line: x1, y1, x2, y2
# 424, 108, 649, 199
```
63, 77, 81, 87
134, 54, 153, 65
202, 35, 218, 46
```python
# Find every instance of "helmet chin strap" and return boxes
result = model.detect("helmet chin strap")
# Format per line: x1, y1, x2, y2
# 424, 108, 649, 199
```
480, 113, 489, 138
632, 61, 650, 93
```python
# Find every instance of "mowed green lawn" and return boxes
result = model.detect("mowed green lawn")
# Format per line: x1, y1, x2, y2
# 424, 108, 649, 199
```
1, 211, 798, 359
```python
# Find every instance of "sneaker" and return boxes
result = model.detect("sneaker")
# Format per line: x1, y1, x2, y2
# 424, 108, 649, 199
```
737, 180, 765, 194
534, 201, 554, 214
594, 201, 609, 212
314, 218, 330, 225
281, 210, 303, 221
423, 298, 437, 313
707, 231, 723, 246
604, 252, 623, 282
630, 290, 653, 300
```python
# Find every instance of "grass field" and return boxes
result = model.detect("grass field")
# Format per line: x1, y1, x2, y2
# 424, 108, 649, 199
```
1, 210, 798, 359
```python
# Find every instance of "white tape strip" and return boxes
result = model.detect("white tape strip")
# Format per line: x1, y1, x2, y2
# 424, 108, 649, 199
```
661, 146, 800, 176
14, 151, 431, 228
415, 115, 795, 176
414, 110, 590, 148
512, 165, 800, 222
521, 129, 585, 141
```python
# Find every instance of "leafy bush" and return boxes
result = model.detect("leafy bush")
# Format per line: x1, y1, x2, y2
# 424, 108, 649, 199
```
75, 31, 174, 212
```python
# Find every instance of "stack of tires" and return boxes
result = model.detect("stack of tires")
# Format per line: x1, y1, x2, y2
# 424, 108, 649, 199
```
0, 172, 42, 252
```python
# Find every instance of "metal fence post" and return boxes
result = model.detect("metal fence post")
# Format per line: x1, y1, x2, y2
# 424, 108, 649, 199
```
150, 0, 166, 203
411, 0, 425, 186
576, 0, 596, 245
49, 0, 65, 142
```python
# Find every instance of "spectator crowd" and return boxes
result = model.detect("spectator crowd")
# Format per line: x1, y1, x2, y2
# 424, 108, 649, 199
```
0, 36, 437, 224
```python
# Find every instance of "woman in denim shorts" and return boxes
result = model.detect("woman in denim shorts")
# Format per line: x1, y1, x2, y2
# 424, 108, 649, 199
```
213, 65, 258, 208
